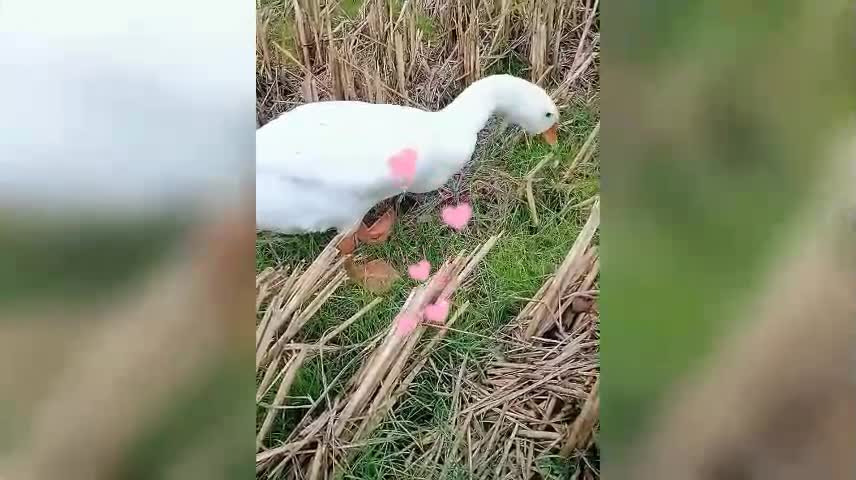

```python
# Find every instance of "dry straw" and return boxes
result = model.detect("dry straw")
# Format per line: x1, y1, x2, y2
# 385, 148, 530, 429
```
254, 203, 600, 478
256, 0, 599, 125
256, 233, 503, 478
400, 201, 600, 479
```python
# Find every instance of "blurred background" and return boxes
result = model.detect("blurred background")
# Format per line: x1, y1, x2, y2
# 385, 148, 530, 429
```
0, 0, 256, 478
603, 1, 856, 478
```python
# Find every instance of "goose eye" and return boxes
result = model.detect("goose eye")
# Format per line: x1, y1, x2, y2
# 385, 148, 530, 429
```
545, 112, 553, 118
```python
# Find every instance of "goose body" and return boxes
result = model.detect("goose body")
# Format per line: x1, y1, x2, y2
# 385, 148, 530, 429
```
256, 74, 559, 235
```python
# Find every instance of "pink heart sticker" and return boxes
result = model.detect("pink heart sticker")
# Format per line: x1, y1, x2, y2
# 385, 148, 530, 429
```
387, 148, 418, 188
407, 259, 431, 281
424, 300, 450, 324
441, 203, 472, 231
395, 312, 420, 336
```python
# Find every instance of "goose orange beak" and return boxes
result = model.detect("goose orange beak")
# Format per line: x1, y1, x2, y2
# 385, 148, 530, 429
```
541, 123, 558, 145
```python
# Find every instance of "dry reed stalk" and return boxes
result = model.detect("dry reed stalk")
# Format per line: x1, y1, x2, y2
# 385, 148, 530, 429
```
439, 233, 502, 301
394, 32, 408, 97
257, 347, 308, 446
529, 8, 548, 83
257, 354, 284, 402
558, 193, 599, 221
493, 423, 518, 479
560, 376, 600, 457
328, 38, 345, 100
523, 152, 555, 226
256, 9, 274, 82
520, 198, 599, 338
486, 0, 511, 57
569, 0, 598, 75
564, 120, 600, 180
291, 0, 312, 69
354, 302, 471, 443
437, 354, 471, 478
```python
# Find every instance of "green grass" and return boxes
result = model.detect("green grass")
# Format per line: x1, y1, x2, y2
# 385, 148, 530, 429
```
415, 14, 439, 41
486, 52, 529, 79
256, 101, 599, 477
339, 0, 363, 19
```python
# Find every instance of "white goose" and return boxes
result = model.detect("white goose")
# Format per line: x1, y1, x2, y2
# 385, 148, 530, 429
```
256, 74, 559, 251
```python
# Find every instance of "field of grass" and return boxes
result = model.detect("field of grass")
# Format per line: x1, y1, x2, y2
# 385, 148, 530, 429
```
255, 0, 599, 477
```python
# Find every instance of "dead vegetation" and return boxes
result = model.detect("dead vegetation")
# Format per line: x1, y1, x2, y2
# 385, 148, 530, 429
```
255, 205, 600, 478
255, 210, 599, 477
255, 233, 510, 478
405, 199, 601, 479
256, 0, 599, 125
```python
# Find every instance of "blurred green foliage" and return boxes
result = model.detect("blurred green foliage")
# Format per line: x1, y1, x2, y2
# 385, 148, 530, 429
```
603, 0, 854, 458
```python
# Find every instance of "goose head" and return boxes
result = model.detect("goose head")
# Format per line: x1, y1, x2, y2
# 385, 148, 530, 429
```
492, 75, 560, 145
